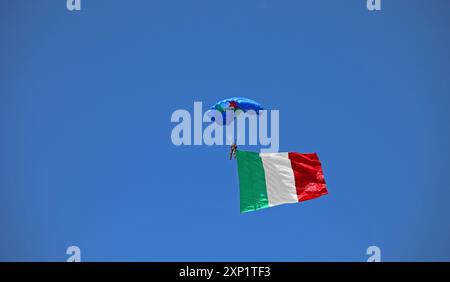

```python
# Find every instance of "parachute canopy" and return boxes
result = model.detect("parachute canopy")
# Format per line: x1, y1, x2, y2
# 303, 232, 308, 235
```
208, 97, 263, 125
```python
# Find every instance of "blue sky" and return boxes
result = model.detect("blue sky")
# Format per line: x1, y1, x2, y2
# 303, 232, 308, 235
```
1, 0, 450, 261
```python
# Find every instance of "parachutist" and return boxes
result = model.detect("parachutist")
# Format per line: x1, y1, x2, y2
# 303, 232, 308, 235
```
230, 144, 237, 160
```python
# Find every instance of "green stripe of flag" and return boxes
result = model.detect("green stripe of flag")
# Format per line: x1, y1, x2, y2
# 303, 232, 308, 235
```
236, 150, 269, 213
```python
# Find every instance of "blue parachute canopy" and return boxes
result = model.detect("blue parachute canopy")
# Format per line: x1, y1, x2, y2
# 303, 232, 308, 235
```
208, 97, 263, 125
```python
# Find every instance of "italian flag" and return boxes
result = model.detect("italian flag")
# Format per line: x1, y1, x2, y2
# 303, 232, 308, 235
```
236, 150, 328, 213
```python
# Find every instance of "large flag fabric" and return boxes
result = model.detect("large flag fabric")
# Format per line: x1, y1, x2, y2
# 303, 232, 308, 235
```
236, 150, 328, 213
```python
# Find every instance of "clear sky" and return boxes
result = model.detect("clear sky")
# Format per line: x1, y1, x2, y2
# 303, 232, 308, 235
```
1, 0, 450, 261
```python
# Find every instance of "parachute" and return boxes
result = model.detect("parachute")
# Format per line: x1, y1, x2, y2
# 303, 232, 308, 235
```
207, 97, 263, 159
207, 97, 263, 125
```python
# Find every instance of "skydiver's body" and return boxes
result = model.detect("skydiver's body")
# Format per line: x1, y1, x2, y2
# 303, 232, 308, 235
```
230, 144, 237, 160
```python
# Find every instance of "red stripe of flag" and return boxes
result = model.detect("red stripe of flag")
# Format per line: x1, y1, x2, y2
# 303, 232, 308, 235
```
288, 152, 328, 202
